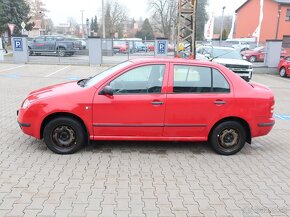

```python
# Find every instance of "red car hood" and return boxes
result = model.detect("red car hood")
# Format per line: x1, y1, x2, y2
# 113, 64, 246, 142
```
28, 81, 79, 101
241, 50, 256, 55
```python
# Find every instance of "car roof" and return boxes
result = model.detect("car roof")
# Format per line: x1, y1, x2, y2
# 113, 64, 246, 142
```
200, 46, 235, 51
129, 57, 218, 67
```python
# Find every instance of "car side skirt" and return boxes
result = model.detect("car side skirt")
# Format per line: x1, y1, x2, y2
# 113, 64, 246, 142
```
90, 136, 208, 141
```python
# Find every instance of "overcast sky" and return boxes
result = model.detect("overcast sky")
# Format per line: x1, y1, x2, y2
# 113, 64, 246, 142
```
42, 0, 247, 25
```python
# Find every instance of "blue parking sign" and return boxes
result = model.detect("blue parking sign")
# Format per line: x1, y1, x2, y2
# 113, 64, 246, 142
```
157, 41, 166, 54
13, 38, 23, 51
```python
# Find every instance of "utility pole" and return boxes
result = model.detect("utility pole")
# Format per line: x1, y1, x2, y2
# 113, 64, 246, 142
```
80, 10, 84, 38
177, 0, 197, 58
219, 6, 226, 45
102, 0, 105, 38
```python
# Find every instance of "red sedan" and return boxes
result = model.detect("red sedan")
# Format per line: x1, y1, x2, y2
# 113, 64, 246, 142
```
241, 46, 288, 62
17, 58, 275, 155
278, 56, 290, 77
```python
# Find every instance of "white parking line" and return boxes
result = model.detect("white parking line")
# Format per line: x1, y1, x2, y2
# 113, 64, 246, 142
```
45, 65, 71, 77
0, 65, 25, 73
268, 74, 289, 81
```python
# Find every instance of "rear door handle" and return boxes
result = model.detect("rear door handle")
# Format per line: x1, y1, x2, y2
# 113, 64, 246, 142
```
214, 100, 226, 105
151, 101, 164, 105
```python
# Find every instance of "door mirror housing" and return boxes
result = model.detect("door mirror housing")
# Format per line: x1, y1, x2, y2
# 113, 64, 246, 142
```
99, 86, 114, 96
204, 53, 211, 59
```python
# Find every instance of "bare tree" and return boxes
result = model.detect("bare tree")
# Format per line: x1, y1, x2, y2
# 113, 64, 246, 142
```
103, 0, 128, 38
27, 0, 52, 34
149, 0, 177, 39
27, 0, 48, 19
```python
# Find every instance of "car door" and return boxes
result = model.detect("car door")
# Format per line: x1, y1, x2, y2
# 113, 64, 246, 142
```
163, 64, 234, 139
45, 36, 56, 52
92, 63, 168, 137
32, 36, 45, 51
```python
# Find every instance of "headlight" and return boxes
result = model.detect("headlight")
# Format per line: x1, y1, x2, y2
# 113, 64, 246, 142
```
22, 98, 31, 109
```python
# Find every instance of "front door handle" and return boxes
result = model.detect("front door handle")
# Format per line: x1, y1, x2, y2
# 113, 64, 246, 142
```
214, 100, 226, 105
151, 101, 164, 105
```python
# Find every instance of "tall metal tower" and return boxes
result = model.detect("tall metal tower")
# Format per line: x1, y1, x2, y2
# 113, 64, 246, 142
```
177, 0, 197, 58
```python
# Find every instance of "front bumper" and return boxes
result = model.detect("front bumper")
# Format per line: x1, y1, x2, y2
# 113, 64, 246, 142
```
17, 108, 41, 139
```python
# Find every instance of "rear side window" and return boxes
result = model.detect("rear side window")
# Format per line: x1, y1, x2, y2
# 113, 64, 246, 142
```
212, 69, 230, 93
173, 65, 230, 93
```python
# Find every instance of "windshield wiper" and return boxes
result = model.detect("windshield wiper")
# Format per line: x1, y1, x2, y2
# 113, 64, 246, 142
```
77, 79, 86, 87
77, 76, 93, 87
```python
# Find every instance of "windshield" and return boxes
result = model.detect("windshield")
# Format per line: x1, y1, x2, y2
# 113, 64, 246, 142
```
253, 46, 264, 51
135, 42, 145, 46
114, 41, 126, 45
85, 61, 133, 87
212, 48, 243, 60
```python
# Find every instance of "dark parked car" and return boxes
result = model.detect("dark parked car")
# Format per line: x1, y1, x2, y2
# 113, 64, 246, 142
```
28, 35, 77, 56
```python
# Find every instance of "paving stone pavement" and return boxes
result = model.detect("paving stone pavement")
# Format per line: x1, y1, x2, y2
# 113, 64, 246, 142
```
0, 63, 290, 217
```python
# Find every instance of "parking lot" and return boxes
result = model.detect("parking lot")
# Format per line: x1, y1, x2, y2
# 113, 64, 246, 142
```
0, 62, 290, 217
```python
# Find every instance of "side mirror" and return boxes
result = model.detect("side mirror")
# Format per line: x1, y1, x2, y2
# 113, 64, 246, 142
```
204, 53, 211, 59
99, 85, 114, 96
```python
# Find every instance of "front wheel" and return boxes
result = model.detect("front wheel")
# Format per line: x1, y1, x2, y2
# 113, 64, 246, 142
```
58, 47, 66, 57
279, 67, 286, 77
249, 56, 256, 63
209, 121, 246, 155
43, 117, 87, 154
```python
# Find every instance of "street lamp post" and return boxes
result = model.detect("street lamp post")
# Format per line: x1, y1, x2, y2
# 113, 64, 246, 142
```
102, 0, 105, 38
220, 6, 226, 45
81, 10, 84, 38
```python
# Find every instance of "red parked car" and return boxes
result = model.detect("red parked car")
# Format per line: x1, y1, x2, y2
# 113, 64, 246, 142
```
17, 58, 275, 155
113, 41, 128, 53
278, 56, 290, 77
241, 46, 288, 62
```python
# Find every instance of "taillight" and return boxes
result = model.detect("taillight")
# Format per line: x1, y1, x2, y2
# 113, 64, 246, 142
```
270, 100, 275, 117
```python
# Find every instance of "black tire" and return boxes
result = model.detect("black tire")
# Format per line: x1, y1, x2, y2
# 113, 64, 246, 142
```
43, 117, 87, 154
279, 67, 286, 77
209, 121, 246, 155
249, 56, 256, 63
28, 47, 33, 56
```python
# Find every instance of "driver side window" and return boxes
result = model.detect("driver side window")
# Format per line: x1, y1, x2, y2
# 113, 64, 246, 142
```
109, 65, 165, 94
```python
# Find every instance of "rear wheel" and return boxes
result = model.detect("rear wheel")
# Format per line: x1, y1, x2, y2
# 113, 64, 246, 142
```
209, 121, 246, 155
43, 117, 87, 154
249, 56, 256, 63
279, 67, 286, 77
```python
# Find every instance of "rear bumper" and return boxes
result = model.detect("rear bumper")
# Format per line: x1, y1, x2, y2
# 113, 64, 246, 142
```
253, 118, 275, 137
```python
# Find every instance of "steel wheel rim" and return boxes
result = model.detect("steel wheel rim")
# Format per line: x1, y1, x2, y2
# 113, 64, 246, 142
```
217, 128, 240, 149
249, 56, 255, 62
52, 125, 76, 148
280, 68, 286, 77
59, 49, 65, 57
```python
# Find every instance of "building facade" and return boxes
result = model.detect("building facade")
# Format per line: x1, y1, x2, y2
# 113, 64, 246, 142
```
234, 0, 290, 43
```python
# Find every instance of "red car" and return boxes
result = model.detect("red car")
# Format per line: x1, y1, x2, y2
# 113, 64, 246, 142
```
17, 58, 275, 155
241, 46, 288, 62
278, 56, 290, 77
113, 41, 128, 53
145, 43, 155, 51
